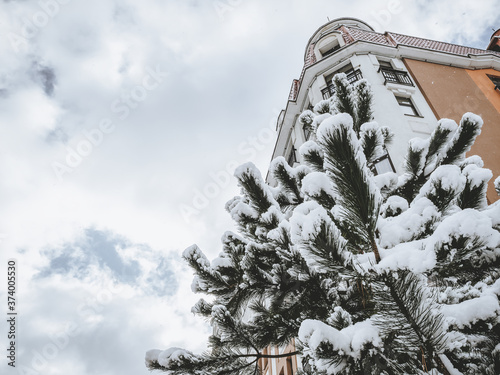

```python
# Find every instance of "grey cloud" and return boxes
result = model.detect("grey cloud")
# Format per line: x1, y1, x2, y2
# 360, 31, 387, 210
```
37, 228, 178, 296
31, 62, 57, 96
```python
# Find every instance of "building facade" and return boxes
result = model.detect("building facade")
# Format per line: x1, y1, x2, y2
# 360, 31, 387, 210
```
263, 18, 500, 375
271, 17, 500, 203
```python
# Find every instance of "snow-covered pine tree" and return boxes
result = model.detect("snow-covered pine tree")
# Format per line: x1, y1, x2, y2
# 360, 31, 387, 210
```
146, 73, 500, 375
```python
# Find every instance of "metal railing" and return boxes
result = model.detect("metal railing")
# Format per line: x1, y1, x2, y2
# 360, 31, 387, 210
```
379, 67, 413, 86
321, 69, 363, 99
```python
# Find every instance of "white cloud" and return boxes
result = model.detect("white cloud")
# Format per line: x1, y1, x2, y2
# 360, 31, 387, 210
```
0, 0, 498, 374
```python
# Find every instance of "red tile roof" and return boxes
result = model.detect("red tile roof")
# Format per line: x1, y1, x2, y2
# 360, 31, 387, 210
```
387, 32, 498, 57
288, 24, 500, 101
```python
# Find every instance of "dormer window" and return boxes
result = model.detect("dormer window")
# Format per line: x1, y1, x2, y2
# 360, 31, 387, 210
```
314, 33, 344, 60
320, 43, 340, 57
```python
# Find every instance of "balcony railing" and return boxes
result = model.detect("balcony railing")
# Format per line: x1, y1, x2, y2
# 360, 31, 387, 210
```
321, 69, 363, 99
379, 67, 413, 86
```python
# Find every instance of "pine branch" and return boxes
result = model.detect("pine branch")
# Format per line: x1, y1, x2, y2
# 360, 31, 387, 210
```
353, 79, 373, 132
332, 74, 356, 129
270, 157, 303, 204
442, 113, 483, 165
373, 270, 449, 372
299, 141, 325, 172
316, 113, 381, 253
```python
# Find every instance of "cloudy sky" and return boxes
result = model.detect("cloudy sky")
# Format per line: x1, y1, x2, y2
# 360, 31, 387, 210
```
1, 1, 499, 374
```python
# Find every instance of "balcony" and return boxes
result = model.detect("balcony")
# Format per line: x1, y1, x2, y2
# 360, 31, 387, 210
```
321, 69, 363, 99
379, 67, 414, 86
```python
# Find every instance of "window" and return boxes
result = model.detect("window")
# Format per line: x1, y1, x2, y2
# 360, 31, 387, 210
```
287, 147, 297, 166
487, 74, 500, 91
303, 125, 312, 141
378, 60, 413, 86
371, 153, 396, 175
378, 60, 393, 69
321, 65, 363, 99
396, 96, 420, 117
315, 33, 343, 60
321, 44, 340, 57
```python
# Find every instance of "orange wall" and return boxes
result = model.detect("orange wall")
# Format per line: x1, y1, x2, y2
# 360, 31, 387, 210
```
261, 341, 298, 375
405, 59, 500, 202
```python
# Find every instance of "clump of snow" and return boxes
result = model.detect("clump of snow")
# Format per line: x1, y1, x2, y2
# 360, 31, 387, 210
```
183, 245, 210, 271
359, 121, 385, 161
311, 113, 332, 131
442, 294, 500, 329
484, 200, 500, 230
269, 156, 289, 174
191, 298, 211, 316
267, 220, 291, 242
438, 354, 463, 375
211, 304, 229, 319
380, 195, 409, 218
299, 140, 322, 159
407, 137, 429, 176
228, 201, 259, 222
376, 241, 435, 273
314, 100, 332, 115
301, 172, 337, 200
460, 155, 484, 168
316, 113, 354, 142
416, 165, 465, 203
378, 197, 440, 248
461, 164, 492, 189
290, 202, 329, 243
428, 209, 500, 252
211, 256, 232, 269
299, 109, 315, 127
461, 112, 483, 131
234, 162, 278, 207
221, 230, 245, 246
190, 275, 204, 293
495, 176, 500, 195
290, 201, 347, 271
145, 347, 197, 368
373, 172, 398, 192
262, 205, 285, 223
299, 318, 381, 371
145, 349, 162, 367
437, 118, 458, 133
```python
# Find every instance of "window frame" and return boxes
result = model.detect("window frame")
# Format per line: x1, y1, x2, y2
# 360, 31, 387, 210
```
377, 59, 414, 86
321, 65, 363, 99
395, 95, 421, 117
287, 146, 297, 166
487, 74, 500, 91
371, 152, 396, 175
303, 125, 312, 141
